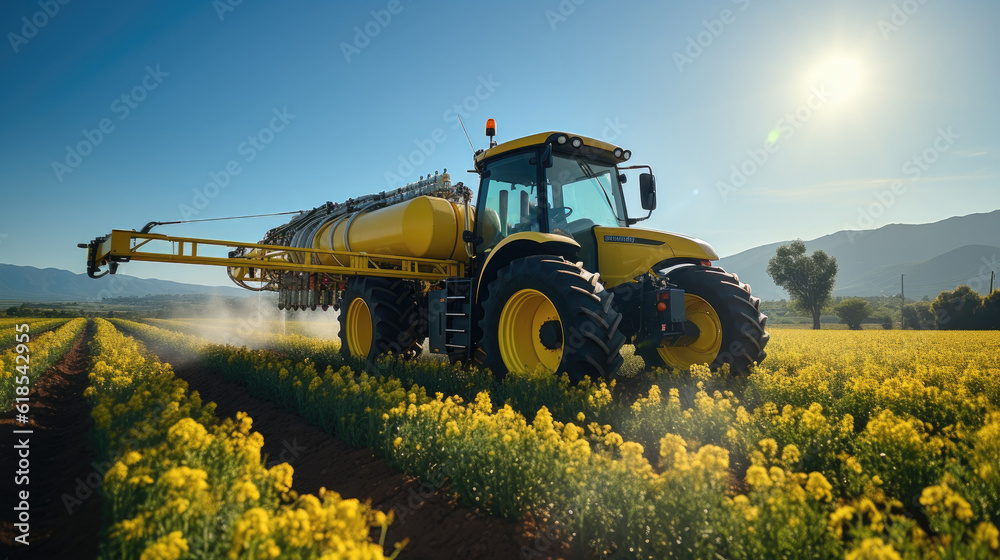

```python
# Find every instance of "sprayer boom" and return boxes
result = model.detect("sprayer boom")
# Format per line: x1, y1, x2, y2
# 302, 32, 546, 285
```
81, 229, 462, 284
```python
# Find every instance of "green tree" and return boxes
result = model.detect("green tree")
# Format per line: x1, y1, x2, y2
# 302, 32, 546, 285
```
834, 298, 872, 330
766, 240, 838, 330
976, 290, 1000, 330
931, 285, 981, 330
902, 301, 935, 330
872, 304, 897, 329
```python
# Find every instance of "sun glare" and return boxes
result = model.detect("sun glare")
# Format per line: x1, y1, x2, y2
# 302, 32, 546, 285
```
808, 56, 864, 101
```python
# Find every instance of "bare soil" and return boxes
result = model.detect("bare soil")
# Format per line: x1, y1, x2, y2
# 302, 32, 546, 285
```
1, 322, 102, 559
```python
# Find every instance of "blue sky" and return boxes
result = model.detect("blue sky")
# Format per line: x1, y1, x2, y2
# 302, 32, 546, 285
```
1, 0, 997, 287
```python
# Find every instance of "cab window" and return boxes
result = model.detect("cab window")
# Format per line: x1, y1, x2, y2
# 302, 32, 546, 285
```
476, 151, 539, 254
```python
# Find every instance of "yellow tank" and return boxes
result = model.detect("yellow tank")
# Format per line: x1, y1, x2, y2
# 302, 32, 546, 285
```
314, 196, 474, 264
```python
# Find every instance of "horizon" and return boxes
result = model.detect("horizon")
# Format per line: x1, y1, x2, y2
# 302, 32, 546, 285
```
3, 206, 998, 279
3, 207, 997, 304
2, 1, 998, 287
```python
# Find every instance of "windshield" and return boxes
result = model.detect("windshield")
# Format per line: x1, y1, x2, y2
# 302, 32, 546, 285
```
546, 153, 626, 234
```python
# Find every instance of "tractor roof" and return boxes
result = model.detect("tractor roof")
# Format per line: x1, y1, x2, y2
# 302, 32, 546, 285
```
474, 132, 630, 167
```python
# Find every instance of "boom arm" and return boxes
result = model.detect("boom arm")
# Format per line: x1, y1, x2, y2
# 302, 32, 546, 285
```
81, 229, 463, 286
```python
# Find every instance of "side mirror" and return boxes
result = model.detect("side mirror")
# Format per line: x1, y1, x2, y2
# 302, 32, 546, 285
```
639, 173, 656, 211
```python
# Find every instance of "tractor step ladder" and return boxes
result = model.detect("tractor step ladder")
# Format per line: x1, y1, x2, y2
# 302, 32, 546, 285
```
429, 278, 471, 362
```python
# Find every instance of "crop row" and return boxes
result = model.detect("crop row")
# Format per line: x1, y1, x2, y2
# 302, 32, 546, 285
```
88, 319, 399, 559
0, 318, 85, 409
0, 317, 72, 350
0, 316, 70, 326
0, 317, 56, 327
115, 319, 1000, 558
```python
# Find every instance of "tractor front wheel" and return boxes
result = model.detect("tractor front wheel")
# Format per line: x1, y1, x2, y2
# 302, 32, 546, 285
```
476, 256, 625, 382
638, 266, 768, 375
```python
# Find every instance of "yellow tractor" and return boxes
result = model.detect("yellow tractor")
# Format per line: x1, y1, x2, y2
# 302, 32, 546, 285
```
82, 120, 768, 380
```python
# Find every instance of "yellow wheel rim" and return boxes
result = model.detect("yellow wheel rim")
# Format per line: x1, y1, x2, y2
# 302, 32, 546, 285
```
498, 289, 563, 374
345, 298, 372, 358
656, 294, 722, 370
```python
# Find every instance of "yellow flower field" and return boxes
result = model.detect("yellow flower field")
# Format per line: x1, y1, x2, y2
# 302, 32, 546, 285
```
89, 319, 399, 559
0, 317, 71, 350
0, 317, 85, 408
114, 318, 1000, 559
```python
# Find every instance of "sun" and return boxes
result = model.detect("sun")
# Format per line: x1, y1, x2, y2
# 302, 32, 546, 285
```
808, 55, 865, 101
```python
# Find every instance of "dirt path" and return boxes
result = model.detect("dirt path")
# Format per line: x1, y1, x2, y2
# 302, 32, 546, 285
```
155, 348, 573, 560
0, 321, 101, 559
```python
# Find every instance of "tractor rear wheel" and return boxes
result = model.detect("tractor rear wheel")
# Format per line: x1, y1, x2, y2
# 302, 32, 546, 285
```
476, 256, 625, 382
638, 266, 768, 376
338, 277, 424, 362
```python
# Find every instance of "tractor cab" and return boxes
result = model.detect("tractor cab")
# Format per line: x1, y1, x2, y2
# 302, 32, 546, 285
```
466, 122, 765, 380
472, 130, 654, 271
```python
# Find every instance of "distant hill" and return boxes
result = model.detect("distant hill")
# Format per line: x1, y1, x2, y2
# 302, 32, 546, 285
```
0, 264, 252, 302
717, 210, 1000, 300
835, 244, 1000, 297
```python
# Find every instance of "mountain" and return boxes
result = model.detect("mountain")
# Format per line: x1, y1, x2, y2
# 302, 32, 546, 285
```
717, 210, 1000, 300
834, 244, 1000, 298
0, 264, 252, 302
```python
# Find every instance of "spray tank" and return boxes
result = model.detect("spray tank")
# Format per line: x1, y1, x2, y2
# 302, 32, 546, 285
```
228, 170, 473, 310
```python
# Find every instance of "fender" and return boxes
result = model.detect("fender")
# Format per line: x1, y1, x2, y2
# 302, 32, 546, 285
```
594, 226, 719, 288
474, 232, 580, 304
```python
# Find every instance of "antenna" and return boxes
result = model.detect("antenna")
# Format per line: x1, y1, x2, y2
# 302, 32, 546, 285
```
457, 114, 476, 156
